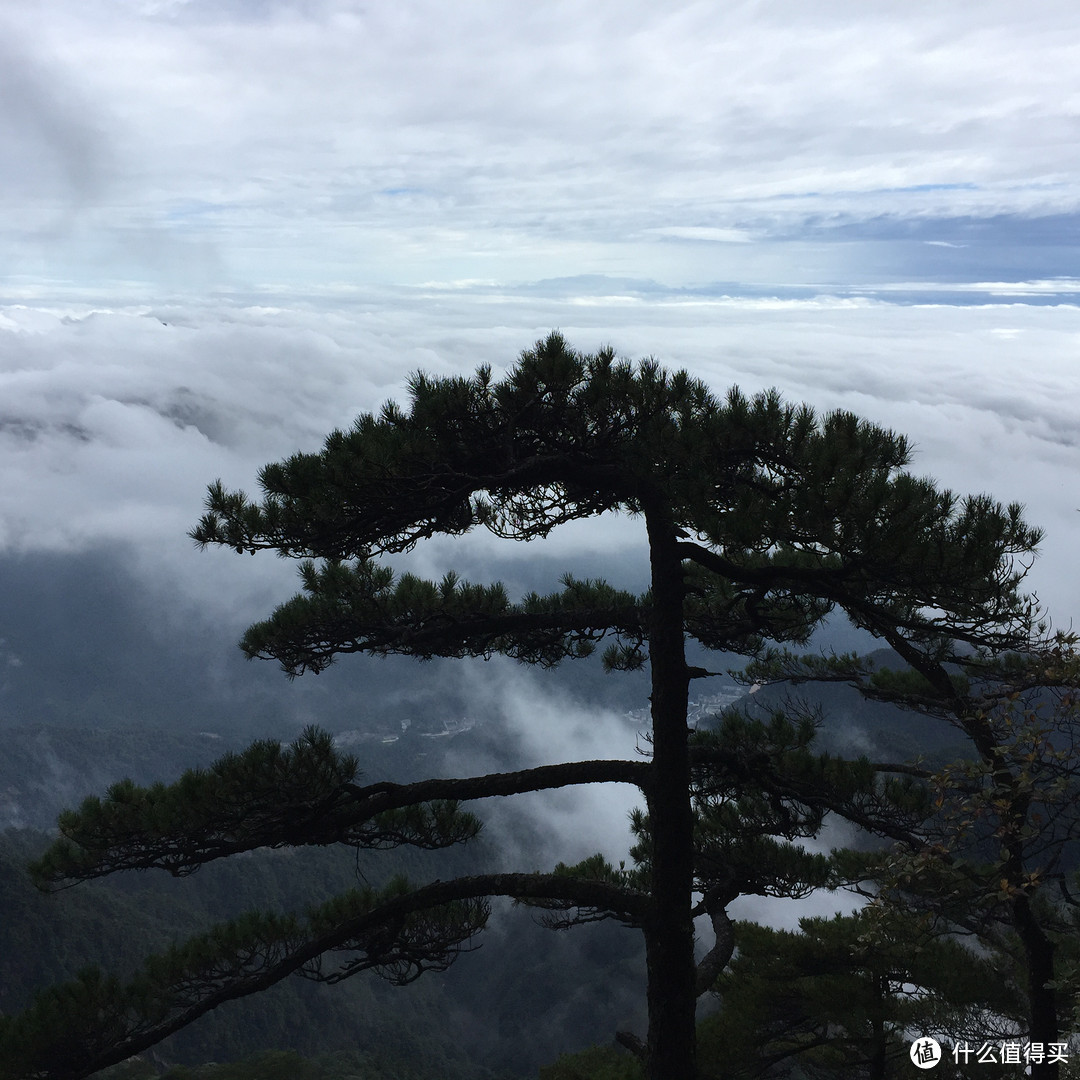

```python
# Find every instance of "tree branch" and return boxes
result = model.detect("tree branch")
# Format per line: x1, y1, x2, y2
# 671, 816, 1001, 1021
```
0, 873, 649, 1080
34, 754, 651, 885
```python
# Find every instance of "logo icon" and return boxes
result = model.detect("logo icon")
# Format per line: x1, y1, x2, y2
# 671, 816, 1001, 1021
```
911, 1037, 942, 1069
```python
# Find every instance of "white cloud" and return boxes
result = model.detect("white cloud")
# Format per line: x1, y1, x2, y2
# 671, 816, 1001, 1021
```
650, 227, 756, 244
2, 288, 1077, 629
3, 2, 1080, 290
439, 657, 646, 868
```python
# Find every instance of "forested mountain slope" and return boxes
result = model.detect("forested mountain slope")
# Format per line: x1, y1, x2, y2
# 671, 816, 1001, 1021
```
0, 640, 959, 1077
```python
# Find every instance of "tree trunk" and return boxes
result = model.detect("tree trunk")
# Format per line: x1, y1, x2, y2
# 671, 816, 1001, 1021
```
868, 973, 887, 1080
1014, 894, 1059, 1080
644, 508, 697, 1080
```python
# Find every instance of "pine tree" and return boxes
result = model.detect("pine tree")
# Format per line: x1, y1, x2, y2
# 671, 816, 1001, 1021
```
4, 334, 1043, 1080
702, 909, 1021, 1080
747, 635, 1080, 1078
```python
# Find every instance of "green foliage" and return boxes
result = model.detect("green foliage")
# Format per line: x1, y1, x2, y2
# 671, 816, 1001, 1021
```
852, 673, 1080, 1017
517, 854, 649, 930
750, 636, 1080, 1069
531, 906, 1023, 1080
0, 854, 491, 1079
703, 910, 1021, 1078
533, 901, 1023, 1080
30, 726, 481, 883
1, 825, 646, 1079
538, 1046, 642, 1080
686, 711, 869, 901
193, 332, 1039, 677
239, 560, 648, 674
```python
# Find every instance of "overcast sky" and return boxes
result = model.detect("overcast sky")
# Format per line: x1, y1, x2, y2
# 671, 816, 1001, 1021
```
5, 1, 1080, 290
2, 0, 1080, 671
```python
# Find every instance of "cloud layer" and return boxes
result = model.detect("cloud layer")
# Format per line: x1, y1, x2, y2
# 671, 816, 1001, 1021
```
2, 288, 1076, 622
5, 2, 1080, 290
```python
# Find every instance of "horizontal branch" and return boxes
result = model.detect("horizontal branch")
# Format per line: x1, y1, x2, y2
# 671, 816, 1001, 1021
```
677, 541, 848, 594
247, 604, 651, 671
239, 561, 650, 674
677, 541, 1033, 656
34, 752, 651, 885
348, 758, 651, 814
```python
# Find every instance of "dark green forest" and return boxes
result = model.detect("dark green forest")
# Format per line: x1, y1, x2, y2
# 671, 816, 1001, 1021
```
5, 666, 1078, 1080
0, 726, 646, 1079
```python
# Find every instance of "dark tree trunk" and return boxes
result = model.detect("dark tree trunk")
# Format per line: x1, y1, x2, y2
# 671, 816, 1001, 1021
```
643, 508, 697, 1080
1014, 894, 1059, 1080
868, 973, 887, 1080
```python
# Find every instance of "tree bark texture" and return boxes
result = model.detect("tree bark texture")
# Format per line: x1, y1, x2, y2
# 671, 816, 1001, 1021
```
644, 507, 697, 1080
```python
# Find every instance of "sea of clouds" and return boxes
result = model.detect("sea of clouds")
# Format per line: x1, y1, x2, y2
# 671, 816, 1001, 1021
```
2, 285, 1076, 624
